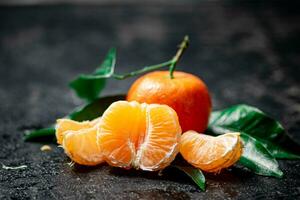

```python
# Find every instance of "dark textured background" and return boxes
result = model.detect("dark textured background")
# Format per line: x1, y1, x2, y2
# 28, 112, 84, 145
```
1, 1, 300, 199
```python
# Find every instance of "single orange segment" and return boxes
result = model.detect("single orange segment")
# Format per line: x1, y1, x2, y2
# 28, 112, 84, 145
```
55, 117, 101, 145
55, 117, 104, 166
63, 127, 104, 166
180, 131, 243, 173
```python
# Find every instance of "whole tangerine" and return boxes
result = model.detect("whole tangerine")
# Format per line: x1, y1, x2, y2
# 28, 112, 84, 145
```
127, 70, 212, 133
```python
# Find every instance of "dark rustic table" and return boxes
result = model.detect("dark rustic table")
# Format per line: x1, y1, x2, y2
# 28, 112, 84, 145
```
1, 1, 300, 199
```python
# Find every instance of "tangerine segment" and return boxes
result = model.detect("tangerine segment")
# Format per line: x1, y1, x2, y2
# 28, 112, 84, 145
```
97, 101, 181, 171
55, 117, 101, 144
63, 127, 104, 166
97, 101, 146, 168
180, 131, 242, 173
135, 104, 181, 170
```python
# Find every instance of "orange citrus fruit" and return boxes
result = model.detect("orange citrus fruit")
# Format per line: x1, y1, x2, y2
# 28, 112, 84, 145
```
127, 71, 212, 133
55, 118, 104, 166
97, 101, 181, 171
180, 131, 243, 173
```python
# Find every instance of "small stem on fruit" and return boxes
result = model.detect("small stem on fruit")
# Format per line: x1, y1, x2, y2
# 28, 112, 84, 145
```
112, 60, 173, 80
169, 35, 189, 79
112, 35, 189, 80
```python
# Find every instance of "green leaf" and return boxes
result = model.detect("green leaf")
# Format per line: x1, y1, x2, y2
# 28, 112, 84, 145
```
173, 164, 206, 191
24, 127, 56, 141
259, 139, 300, 159
208, 104, 300, 159
69, 94, 125, 121
69, 48, 116, 102
209, 104, 284, 141
239, 133, 283, 178
24, 94, 125, 142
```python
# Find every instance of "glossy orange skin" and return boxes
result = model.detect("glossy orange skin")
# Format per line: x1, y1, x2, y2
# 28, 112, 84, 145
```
127, 71, 212, 133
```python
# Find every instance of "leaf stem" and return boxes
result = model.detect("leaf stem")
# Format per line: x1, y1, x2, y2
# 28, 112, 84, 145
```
112, 60, 173, 80
112, 35, 190, 80
169, 35, 190, 79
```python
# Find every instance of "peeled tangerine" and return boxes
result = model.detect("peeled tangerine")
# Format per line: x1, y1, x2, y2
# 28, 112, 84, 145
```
97, 101, 182, 171
55, 117, 104, 166
180, 131, 243, 173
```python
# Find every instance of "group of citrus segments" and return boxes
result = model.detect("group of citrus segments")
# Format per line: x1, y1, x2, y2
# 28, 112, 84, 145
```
55, 71, 243, 174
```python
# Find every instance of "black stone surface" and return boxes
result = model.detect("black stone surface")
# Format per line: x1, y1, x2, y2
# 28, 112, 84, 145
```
1, 1, 300, 199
